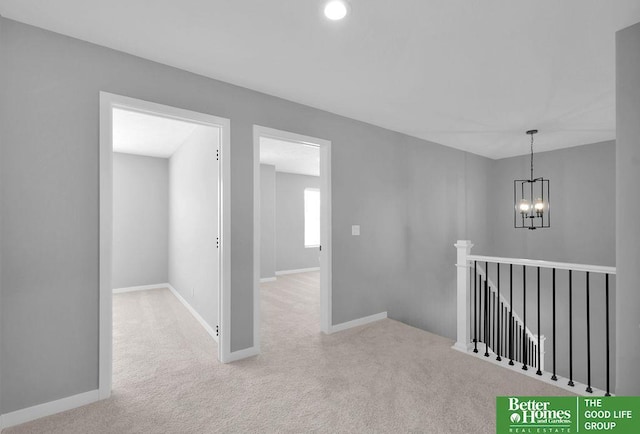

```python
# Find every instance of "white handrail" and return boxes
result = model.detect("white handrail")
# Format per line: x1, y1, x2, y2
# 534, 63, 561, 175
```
467, 254, 616, 275
453, 240, 615, 355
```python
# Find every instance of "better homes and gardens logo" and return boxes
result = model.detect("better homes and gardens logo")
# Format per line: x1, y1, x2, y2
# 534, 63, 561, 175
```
501, 397, 572, 432
497, 396, 640, 433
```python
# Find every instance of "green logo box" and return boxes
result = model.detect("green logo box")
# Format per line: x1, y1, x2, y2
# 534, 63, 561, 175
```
497, 396, 640, 433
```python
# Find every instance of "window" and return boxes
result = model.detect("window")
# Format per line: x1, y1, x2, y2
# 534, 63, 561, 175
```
304, 188, 320, 248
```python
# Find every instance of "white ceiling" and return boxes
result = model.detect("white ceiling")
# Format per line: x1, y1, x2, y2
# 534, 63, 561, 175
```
260, 137, 320, 177
112, 108, 199, 158
3, 1, 640, 159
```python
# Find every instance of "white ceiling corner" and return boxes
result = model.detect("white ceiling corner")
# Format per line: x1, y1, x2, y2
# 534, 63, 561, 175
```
112, 108, 200, 158
260, 137, 320, 177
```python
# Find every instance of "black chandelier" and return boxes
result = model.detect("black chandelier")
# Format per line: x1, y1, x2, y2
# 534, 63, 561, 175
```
514, 129, 550, 230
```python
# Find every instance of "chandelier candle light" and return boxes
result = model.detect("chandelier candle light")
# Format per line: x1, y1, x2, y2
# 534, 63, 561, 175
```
514, 129, 550, 230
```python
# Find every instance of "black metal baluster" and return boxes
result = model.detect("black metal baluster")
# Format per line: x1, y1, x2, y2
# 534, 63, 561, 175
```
484, 268, 489, 357
518, 324, 522, 362
474, 261, 478, 353
493, 291, 496, 351
586, 272, 593, 393
492, 291, 495, 351
515, 324, 519, 361
551, 268, 557, 381
480, 266, 483, 347
536, 267, 542, 375
516, 324, 519, 361
504, 306, 508, 358
496, 264, 501, 361
605, 274, 611, 396
568, 270, 574, 387
501, 305, 505, 358
490, 286, 493, 350
520, 326, 523, 362
480, 271, 484, 344
509, 264, 514, 365
469, 262, 473, 347
505, 307, 509, 358
531, 342, 534, 368
522, 265, 528, 370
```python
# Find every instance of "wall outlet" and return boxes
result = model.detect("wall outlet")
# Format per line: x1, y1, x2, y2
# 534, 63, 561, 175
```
352, 225, 360, 236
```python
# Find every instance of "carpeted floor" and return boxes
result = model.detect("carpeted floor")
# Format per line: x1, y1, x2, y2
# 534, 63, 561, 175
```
4, 272, 571, 433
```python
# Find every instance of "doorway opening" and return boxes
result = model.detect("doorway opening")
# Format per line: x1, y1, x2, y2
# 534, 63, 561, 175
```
99, 93, 231, 399
253, 126, 332, 352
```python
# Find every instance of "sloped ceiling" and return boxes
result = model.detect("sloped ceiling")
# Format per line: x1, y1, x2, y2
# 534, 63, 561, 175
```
260, 137, 320, 177
112, 109, 200, 158
2, 0, 640, 158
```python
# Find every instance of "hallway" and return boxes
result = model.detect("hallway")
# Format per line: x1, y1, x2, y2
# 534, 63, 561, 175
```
6, 273, 570, 433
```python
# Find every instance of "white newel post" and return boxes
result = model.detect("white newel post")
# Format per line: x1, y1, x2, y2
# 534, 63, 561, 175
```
453, 240, 473, 352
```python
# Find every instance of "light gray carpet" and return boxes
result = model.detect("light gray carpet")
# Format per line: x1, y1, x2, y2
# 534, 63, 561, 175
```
4, 272, 570, 433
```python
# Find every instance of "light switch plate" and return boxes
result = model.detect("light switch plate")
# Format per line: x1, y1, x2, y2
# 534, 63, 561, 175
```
352, 225, 360, 236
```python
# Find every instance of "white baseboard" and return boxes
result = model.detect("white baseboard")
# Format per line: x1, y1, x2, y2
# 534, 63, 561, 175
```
329, 312, 387, 334
275, 267, 320, 276
0, 389, 100, 429
223, 345, 260, 363
260, 277, 277, 283
454, 346, 613, 397
113, 283, 168, 294
167, 284, 219, 343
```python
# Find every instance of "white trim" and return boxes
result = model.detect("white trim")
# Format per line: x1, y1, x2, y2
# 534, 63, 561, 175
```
454, 240, 473, 351
99, 93, 233, 399
0, 390, 100, 429
167, 284, 219, 343
98, 92, 114, 400
112, 283, 168, 294
319, 132, 332, 334
452, 346, 612, 397
275, 267, 320, 276
328, 312, 387, 334
252, 127, 262, 356
467, 254, 616, 275
253, 125, 333, 347
224, 346, 260, 363
260, 277, 277, 283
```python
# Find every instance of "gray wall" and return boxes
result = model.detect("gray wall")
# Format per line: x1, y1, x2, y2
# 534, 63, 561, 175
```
0, 18, 491, 413
486, 141, 616, 392
616, 21, 640, 396
260, 165, 276, 279
276, 172, 320, 272
113, 153, 168, 289
489, 141, 616, 265
373, 149, 492, 338
168, 126, 219, 331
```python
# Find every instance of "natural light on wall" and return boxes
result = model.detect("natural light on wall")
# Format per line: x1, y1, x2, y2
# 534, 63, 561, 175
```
304, 188, 320, 248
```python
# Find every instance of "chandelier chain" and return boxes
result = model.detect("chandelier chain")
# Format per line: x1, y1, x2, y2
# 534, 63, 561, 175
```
530, 132, 534, 181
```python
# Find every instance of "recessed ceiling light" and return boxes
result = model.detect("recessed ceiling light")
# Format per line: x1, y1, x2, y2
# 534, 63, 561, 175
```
324, 0, 349, 21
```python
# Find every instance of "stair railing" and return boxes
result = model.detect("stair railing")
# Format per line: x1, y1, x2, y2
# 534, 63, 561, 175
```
454, 240, 616, 396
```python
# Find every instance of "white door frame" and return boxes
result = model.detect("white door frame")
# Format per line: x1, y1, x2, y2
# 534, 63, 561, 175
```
253, 125, 332, 345
98, 92, 232, 400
